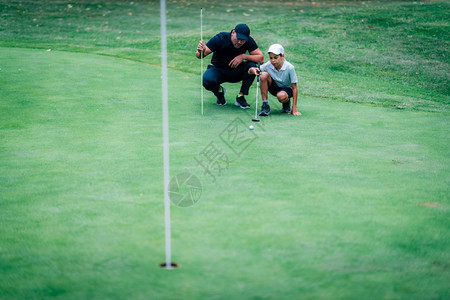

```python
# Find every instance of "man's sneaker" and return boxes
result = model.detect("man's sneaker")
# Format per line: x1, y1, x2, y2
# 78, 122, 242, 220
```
259, 102, 271, 116
216, 86, 226, 105
235, 95, 250, 109
281, 100, 291, 113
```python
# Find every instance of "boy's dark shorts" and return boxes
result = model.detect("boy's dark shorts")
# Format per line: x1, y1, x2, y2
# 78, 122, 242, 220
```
268, 81, 293, 98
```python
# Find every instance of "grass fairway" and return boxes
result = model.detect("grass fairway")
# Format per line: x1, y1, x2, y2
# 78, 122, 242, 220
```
1, 0, 449, 299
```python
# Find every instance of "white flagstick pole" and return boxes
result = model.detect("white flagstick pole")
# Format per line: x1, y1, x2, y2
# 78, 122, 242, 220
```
160, 0, 173, 269
200, 8, 204, 115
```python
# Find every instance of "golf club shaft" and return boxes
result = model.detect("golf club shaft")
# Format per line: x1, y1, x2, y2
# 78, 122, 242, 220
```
254, 62, 260, 119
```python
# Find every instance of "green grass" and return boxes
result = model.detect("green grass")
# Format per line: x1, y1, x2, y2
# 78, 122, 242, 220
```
0, 0, 449, 299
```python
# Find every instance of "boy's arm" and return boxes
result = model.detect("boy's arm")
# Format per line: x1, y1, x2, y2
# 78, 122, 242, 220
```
248, 67, 261, 75
248, 61, 267, 75
290, 83, 301, 116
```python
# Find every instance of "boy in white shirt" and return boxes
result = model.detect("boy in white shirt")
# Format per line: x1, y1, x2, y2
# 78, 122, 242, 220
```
249, 44, 301, 116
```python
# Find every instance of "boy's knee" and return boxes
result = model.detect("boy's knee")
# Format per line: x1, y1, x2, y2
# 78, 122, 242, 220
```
260, 72, 270, 81
277, 91, 289, 103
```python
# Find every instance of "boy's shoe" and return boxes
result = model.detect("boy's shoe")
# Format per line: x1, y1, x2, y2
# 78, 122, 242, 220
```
281, 100, 291, 113
216, 86, 227, 105
235, 95, 250, 109
259, 102, 271, 116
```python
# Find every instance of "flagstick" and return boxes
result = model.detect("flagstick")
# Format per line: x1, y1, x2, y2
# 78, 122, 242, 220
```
200, 8, 204, 115
160, 0, 174, 270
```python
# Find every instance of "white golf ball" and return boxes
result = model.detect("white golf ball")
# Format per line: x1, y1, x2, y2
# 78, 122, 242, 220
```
249, 125, 254, 130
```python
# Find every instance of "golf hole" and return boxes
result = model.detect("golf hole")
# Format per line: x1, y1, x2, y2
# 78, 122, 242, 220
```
160, 262, 179, 269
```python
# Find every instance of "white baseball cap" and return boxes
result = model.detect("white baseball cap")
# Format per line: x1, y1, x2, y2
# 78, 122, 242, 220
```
267, 43, 284, 55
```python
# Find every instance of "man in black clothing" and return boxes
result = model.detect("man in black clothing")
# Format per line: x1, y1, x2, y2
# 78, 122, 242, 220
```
196, 24, 264, 108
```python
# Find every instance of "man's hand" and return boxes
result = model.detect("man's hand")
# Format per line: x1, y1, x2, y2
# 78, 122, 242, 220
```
196, 40, 205, 58
290, 109, 302, 116
229, 54, 245, 68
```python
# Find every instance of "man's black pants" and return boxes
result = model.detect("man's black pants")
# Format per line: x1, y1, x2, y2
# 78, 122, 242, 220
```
202, 62, 256, 96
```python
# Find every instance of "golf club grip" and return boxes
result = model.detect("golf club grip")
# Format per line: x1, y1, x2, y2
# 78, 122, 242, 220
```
257, 62, 260, 83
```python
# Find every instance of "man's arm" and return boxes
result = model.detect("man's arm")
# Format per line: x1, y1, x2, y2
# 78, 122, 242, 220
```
229, 48, 264, 68
290, 83, 301, 116
196, 40, 212, 59
246, 48, 264, 64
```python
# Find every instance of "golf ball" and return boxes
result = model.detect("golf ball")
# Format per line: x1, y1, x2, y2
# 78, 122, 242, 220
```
249, 125, 254, 130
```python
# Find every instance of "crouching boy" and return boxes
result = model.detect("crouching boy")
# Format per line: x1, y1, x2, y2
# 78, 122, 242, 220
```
249, 43, 301, 116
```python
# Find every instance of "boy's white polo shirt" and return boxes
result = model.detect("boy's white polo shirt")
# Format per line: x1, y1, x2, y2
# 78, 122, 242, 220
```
260, 60, 298, 88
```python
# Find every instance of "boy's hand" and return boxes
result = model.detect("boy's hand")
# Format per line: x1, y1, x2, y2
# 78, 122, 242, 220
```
290, 109, 302, 116
248, 67, 261, 75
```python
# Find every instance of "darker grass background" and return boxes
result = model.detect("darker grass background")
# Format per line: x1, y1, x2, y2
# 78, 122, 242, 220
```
0, 0, 448, 111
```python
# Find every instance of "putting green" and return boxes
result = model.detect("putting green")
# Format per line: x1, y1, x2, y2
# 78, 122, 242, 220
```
1, 47, 449, 299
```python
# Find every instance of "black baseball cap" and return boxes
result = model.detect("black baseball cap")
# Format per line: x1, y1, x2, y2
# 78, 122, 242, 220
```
234, 24, 250, 41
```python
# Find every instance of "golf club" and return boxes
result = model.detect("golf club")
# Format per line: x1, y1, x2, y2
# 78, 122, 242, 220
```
252, 62, 261, 122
